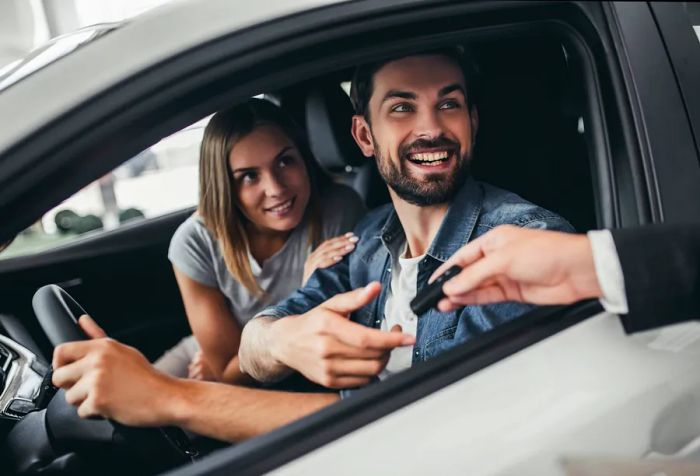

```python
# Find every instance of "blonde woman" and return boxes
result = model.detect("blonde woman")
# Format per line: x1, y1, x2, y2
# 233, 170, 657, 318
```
155, 99, 366, 383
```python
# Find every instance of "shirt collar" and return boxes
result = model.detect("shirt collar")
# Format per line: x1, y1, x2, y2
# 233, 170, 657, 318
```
377, 176, 483, 263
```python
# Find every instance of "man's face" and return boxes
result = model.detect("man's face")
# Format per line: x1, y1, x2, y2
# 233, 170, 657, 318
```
352, 54, 478, 206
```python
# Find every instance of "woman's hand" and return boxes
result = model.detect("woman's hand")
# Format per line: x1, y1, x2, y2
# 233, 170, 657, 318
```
303, 232, 359, 284
188, 350, 216, 381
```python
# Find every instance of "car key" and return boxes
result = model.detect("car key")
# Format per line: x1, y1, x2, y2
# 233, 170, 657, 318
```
410, 265, 462, 315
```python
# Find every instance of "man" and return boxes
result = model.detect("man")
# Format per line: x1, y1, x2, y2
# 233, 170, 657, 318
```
52, 49, 572, 441
431, 223, 700, 333
237, 50, 573, 390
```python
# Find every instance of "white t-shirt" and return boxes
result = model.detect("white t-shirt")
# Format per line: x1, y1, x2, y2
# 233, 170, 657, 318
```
380, 242, 422, 379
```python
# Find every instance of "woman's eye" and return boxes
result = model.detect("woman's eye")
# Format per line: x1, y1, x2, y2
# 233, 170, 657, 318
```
391, 103, 413, 113
278, 155, 294, 168
240, 172, 257, 184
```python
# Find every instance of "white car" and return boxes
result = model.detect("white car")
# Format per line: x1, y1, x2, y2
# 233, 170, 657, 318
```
0, 1, 699, 475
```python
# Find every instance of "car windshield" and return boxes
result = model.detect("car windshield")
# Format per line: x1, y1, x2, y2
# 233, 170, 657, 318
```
0, 22, 121, 93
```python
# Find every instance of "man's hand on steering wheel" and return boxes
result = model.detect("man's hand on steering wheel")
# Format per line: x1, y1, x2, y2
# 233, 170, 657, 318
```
52, 315, 181, 427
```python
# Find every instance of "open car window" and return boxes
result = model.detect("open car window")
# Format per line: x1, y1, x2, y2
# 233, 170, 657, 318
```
0, 117, 208, 260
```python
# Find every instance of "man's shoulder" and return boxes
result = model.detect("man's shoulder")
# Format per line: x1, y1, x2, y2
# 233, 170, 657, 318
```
477, 181, 574, 232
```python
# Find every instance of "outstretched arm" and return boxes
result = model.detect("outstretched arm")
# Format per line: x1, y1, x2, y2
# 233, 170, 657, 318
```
431, 225, 603, 310
173, 267, 249, 384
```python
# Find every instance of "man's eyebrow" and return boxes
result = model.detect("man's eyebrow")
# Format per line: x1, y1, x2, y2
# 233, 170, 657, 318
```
232, 146, 293, 173
380, 89, 417, 104
439, 83, 467, 97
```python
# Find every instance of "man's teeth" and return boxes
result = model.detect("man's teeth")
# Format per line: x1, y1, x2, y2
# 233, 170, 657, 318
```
410, 151, 449, 163
268, 199, 293, 213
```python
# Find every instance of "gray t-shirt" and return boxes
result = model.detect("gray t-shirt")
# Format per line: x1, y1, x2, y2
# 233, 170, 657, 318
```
168, 183, 366, 326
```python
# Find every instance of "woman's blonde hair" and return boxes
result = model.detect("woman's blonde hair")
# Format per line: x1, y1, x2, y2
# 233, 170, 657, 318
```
198, 99, 331, 295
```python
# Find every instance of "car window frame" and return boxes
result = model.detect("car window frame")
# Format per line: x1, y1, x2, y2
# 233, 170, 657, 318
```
606, 2, 700, 226
649, 2, 700, 170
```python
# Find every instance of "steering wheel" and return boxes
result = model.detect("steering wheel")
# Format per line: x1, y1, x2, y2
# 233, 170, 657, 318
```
30, 284, 197, 471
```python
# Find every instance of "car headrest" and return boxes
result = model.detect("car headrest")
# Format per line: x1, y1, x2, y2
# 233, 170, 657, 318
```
305, 85, 367, 170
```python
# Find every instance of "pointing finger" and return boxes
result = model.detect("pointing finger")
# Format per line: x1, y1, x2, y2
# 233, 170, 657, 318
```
328, 317, 415, 349
321, 282, 382, 316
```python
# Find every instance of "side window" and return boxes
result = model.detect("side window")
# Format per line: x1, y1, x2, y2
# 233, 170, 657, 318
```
0, 117, 210, 259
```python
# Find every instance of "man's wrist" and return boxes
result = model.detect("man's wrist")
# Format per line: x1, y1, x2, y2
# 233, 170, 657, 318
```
268, 316, 293, 367
239, 316, 296, 382
568, 233, 604, 301
587, 229, 629, 314
150, 373, 195, 427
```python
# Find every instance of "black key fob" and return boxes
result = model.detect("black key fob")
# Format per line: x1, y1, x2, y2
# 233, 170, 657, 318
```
410, 265, 462, 315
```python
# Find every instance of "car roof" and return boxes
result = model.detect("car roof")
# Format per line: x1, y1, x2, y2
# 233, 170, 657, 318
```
0, 0, 342, 157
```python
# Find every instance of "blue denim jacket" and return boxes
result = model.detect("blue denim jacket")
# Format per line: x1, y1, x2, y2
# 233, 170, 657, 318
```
260, 177, 573, 392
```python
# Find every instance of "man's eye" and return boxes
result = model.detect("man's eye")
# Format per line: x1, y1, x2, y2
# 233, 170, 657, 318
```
391, 103, 413, 113
439, 100, 461, 110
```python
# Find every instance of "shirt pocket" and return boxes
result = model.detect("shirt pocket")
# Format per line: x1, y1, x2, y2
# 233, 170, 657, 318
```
422, 324, 459, 360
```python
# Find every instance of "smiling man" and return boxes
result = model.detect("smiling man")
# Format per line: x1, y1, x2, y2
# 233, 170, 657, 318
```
52, 49, 573, 441
237, 49, 574, 390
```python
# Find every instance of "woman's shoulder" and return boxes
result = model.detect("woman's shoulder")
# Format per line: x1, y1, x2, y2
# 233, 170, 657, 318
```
170, 212, 215, 251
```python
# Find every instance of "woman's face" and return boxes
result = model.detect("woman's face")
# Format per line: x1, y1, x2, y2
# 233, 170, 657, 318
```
229, 124, 311, 235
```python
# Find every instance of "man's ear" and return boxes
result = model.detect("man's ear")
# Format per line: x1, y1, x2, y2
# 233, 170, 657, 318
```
470, 106, 479, 142
351, 115, 375, 158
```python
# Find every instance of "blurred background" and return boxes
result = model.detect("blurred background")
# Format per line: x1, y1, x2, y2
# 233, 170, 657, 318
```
0, 0, 205, 259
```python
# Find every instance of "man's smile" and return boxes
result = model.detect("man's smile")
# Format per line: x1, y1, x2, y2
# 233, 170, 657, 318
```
407, 149, 451, 166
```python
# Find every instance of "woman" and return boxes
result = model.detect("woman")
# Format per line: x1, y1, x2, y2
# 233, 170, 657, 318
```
155, 98, 366, 383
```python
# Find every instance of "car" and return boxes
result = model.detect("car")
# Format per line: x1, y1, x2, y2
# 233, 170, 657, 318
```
0, 1, 699, 475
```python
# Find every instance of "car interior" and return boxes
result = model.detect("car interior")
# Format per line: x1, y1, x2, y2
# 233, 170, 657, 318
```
0, 29, 597, 475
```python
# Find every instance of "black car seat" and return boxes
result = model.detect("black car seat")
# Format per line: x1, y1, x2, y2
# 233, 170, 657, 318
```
470, 37, 596, 231
304, 84, 390, 209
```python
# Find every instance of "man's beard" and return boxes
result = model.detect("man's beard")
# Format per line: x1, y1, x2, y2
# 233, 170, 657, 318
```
373, 133, 472, 207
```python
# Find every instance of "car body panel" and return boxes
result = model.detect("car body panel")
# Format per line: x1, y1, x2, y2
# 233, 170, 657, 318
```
270, 313, 700, 475
0, 0, 341, 156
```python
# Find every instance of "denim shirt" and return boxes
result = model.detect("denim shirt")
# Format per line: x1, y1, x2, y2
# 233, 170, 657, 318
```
259, 177, 574, 394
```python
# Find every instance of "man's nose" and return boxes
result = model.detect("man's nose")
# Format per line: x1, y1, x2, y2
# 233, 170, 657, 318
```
413, 109, 443, 140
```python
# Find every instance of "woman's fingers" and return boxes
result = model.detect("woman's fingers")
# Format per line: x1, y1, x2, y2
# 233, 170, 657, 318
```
310, 233, 358, 270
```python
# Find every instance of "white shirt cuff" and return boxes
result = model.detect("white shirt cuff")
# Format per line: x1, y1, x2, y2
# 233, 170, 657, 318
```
587, 229, 629, 315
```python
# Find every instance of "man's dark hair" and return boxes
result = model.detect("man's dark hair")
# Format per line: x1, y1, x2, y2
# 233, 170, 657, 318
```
350, 46, 480, 120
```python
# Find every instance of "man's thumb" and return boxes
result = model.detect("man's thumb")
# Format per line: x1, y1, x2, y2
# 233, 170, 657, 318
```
78, 314, 107, 339
323, 282, 381, 316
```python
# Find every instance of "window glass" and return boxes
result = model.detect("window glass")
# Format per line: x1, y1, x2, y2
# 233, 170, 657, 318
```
0, 117, 210, 260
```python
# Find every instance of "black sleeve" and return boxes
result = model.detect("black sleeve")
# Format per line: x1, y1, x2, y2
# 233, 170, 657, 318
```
612, 223, 700, 333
